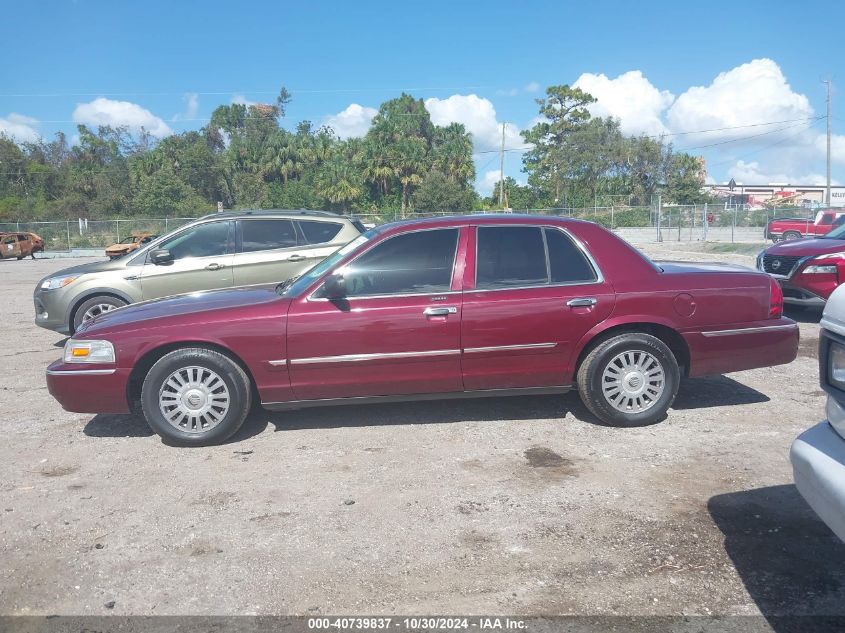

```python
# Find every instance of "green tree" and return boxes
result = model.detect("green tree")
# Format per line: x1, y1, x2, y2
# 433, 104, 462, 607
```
412, 170, 476, 212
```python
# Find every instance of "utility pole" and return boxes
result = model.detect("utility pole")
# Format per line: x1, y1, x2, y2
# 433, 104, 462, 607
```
499, 122, 506, 208
825, 80, 832, 206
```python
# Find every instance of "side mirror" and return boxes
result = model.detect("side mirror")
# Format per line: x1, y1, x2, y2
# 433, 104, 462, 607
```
149, 248, 174, 266
322, 273, 347, 300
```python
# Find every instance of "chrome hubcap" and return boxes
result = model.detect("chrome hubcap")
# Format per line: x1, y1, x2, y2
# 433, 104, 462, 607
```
601, 350, 665, 413
82, 303, 118, 322
158, 366, 230, 434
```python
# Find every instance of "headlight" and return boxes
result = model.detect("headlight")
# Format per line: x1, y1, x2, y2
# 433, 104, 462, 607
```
63, 339, 116, 364
803, 265, 838, 274
41, 275, 79, 290
829, 342, 845, 391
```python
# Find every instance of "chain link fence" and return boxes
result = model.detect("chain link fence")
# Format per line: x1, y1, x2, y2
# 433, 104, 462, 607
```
0, 204, 829, 252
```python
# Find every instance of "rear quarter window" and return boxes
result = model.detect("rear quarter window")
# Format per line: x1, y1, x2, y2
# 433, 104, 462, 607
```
544, 228, 597, 283
298, 220, 343, 245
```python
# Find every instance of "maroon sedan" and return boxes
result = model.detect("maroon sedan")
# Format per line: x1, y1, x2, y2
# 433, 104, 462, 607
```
758, 222, 845, 308
47, 215, 799, 446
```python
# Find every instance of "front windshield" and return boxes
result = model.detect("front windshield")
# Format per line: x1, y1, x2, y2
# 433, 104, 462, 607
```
281, 231, 374, 297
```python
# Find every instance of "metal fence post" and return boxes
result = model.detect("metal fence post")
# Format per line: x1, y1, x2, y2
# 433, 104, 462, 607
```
116, 219, 120, 243
610, 206, 614, 230
66, 221, 71, 251
656, 195, 662, 242
732, 205, 738, 243
703, 203, 709, 241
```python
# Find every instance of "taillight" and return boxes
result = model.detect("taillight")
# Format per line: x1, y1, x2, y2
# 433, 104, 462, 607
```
769, 277, 783, 319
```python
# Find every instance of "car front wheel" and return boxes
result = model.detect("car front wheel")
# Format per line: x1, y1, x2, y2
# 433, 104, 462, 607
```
72, 295, 127, 331
782, 230, 802, 241
576, 333, 680, 427
140, 347, 252, 446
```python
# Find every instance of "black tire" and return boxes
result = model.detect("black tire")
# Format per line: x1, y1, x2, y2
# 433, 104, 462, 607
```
140, 347, 252, 446
576, 333, 680, 427
783, 231, 802, 241
71, 295, 128, 331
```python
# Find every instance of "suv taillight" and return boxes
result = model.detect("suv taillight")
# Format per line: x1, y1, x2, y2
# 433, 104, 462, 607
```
769, 277, 784, 318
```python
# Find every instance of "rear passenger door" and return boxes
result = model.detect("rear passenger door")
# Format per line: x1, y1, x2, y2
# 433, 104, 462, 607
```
232, 218, 314, 286
460, 225, 615, 391
1, 234, 21, 259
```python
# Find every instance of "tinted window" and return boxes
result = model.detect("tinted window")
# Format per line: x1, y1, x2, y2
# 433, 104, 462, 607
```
159, 221, 230, 260
241, 219, 298, 252
822, 215, 834, 225
340, 229, 458, 297
299, 220, 343, 245
476, 226, 547, 289
545, 228, 597, 283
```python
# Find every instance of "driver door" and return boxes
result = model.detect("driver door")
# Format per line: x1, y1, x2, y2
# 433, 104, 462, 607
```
139, 220, 234, 300
285, 227, 466, 401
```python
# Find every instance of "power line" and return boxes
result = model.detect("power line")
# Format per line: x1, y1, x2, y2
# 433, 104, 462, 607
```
674, 118, 824, 152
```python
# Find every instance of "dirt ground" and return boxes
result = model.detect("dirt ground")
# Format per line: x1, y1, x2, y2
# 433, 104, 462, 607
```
1, 244, 843, 623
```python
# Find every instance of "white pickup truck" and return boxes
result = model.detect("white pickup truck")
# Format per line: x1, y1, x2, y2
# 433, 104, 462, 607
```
790, 285, 845, 541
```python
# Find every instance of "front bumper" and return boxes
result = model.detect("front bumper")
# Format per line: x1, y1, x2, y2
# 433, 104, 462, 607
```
46, 360, 131, 414
791, 420, 845, 542
34, 288, 72, 334
780, 283, 828, 308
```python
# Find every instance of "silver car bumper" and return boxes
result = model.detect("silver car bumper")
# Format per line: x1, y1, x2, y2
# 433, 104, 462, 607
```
790, 420, 845, 542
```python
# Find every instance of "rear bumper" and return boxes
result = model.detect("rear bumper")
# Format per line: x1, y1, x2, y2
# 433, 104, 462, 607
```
46, 360, 131, 414
683, 317, 799, 377
791, 421, 845, 542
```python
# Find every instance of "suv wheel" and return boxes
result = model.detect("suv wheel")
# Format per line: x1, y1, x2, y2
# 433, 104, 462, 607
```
72, 295, 127, 331
140, 347, 252, 446
576, 333, 680, 427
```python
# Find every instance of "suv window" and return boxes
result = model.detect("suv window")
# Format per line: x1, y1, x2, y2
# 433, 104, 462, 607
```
299, 220, 343, 245
158, 221, 231, 260
476, 226, 547, 289
545, 228, 596, 283
340, 228, 458, 297
240, 219, 298, 252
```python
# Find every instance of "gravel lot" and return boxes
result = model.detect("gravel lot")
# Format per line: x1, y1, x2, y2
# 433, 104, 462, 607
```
1, 245, 843, 622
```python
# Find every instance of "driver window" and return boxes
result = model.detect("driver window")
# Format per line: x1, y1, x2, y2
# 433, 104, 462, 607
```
157, 221, 231, 260
340, 229, 459, 297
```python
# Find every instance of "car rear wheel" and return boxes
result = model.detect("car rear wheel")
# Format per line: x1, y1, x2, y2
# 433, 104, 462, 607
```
72, 295, 127, 331
141, 347, 252, 446
782, 230, 802, 241
576, 333, 680, 427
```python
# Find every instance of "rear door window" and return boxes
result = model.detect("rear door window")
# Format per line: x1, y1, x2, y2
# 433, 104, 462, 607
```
298, 220, 343, 245
475, 226, 548, 289
240, 219, 299, 252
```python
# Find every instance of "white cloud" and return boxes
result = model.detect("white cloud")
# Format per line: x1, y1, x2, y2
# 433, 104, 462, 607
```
172, 92, 199, 122
322, 103, 378, 139
726, 160, 836, 186
73, 97, 172, 137
424, 94, 522, 153
573, 70, 674, 136
231, 94, 256, 106
667, 59, 813, 142
480, 169, 503, 195
0, 113, 39, 143
524, 81, 540, 93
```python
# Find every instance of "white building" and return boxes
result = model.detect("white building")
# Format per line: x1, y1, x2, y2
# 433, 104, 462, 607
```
705, 183, 845, 208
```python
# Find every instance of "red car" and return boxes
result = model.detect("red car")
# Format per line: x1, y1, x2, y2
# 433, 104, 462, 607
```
758, 222, 845, 307
47, 215, 799, 446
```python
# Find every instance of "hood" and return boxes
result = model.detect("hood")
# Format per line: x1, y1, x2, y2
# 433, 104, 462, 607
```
656, 261, 755, 274
765, 237, 845, 257
39, 258, 129, 283
79, 285, 287, 334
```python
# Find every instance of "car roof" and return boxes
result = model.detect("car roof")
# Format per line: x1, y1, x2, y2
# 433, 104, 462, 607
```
375, 213, 589, 234
196, 209, 349, 221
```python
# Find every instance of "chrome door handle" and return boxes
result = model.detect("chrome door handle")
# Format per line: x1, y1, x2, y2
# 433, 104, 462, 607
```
205, 263, 224, 271
424, 306, 458, 316
287, 254, 307, 261
567, 297, 597, 308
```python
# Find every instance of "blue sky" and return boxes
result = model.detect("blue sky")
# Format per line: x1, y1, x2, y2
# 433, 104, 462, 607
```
2, 0, 843, 192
